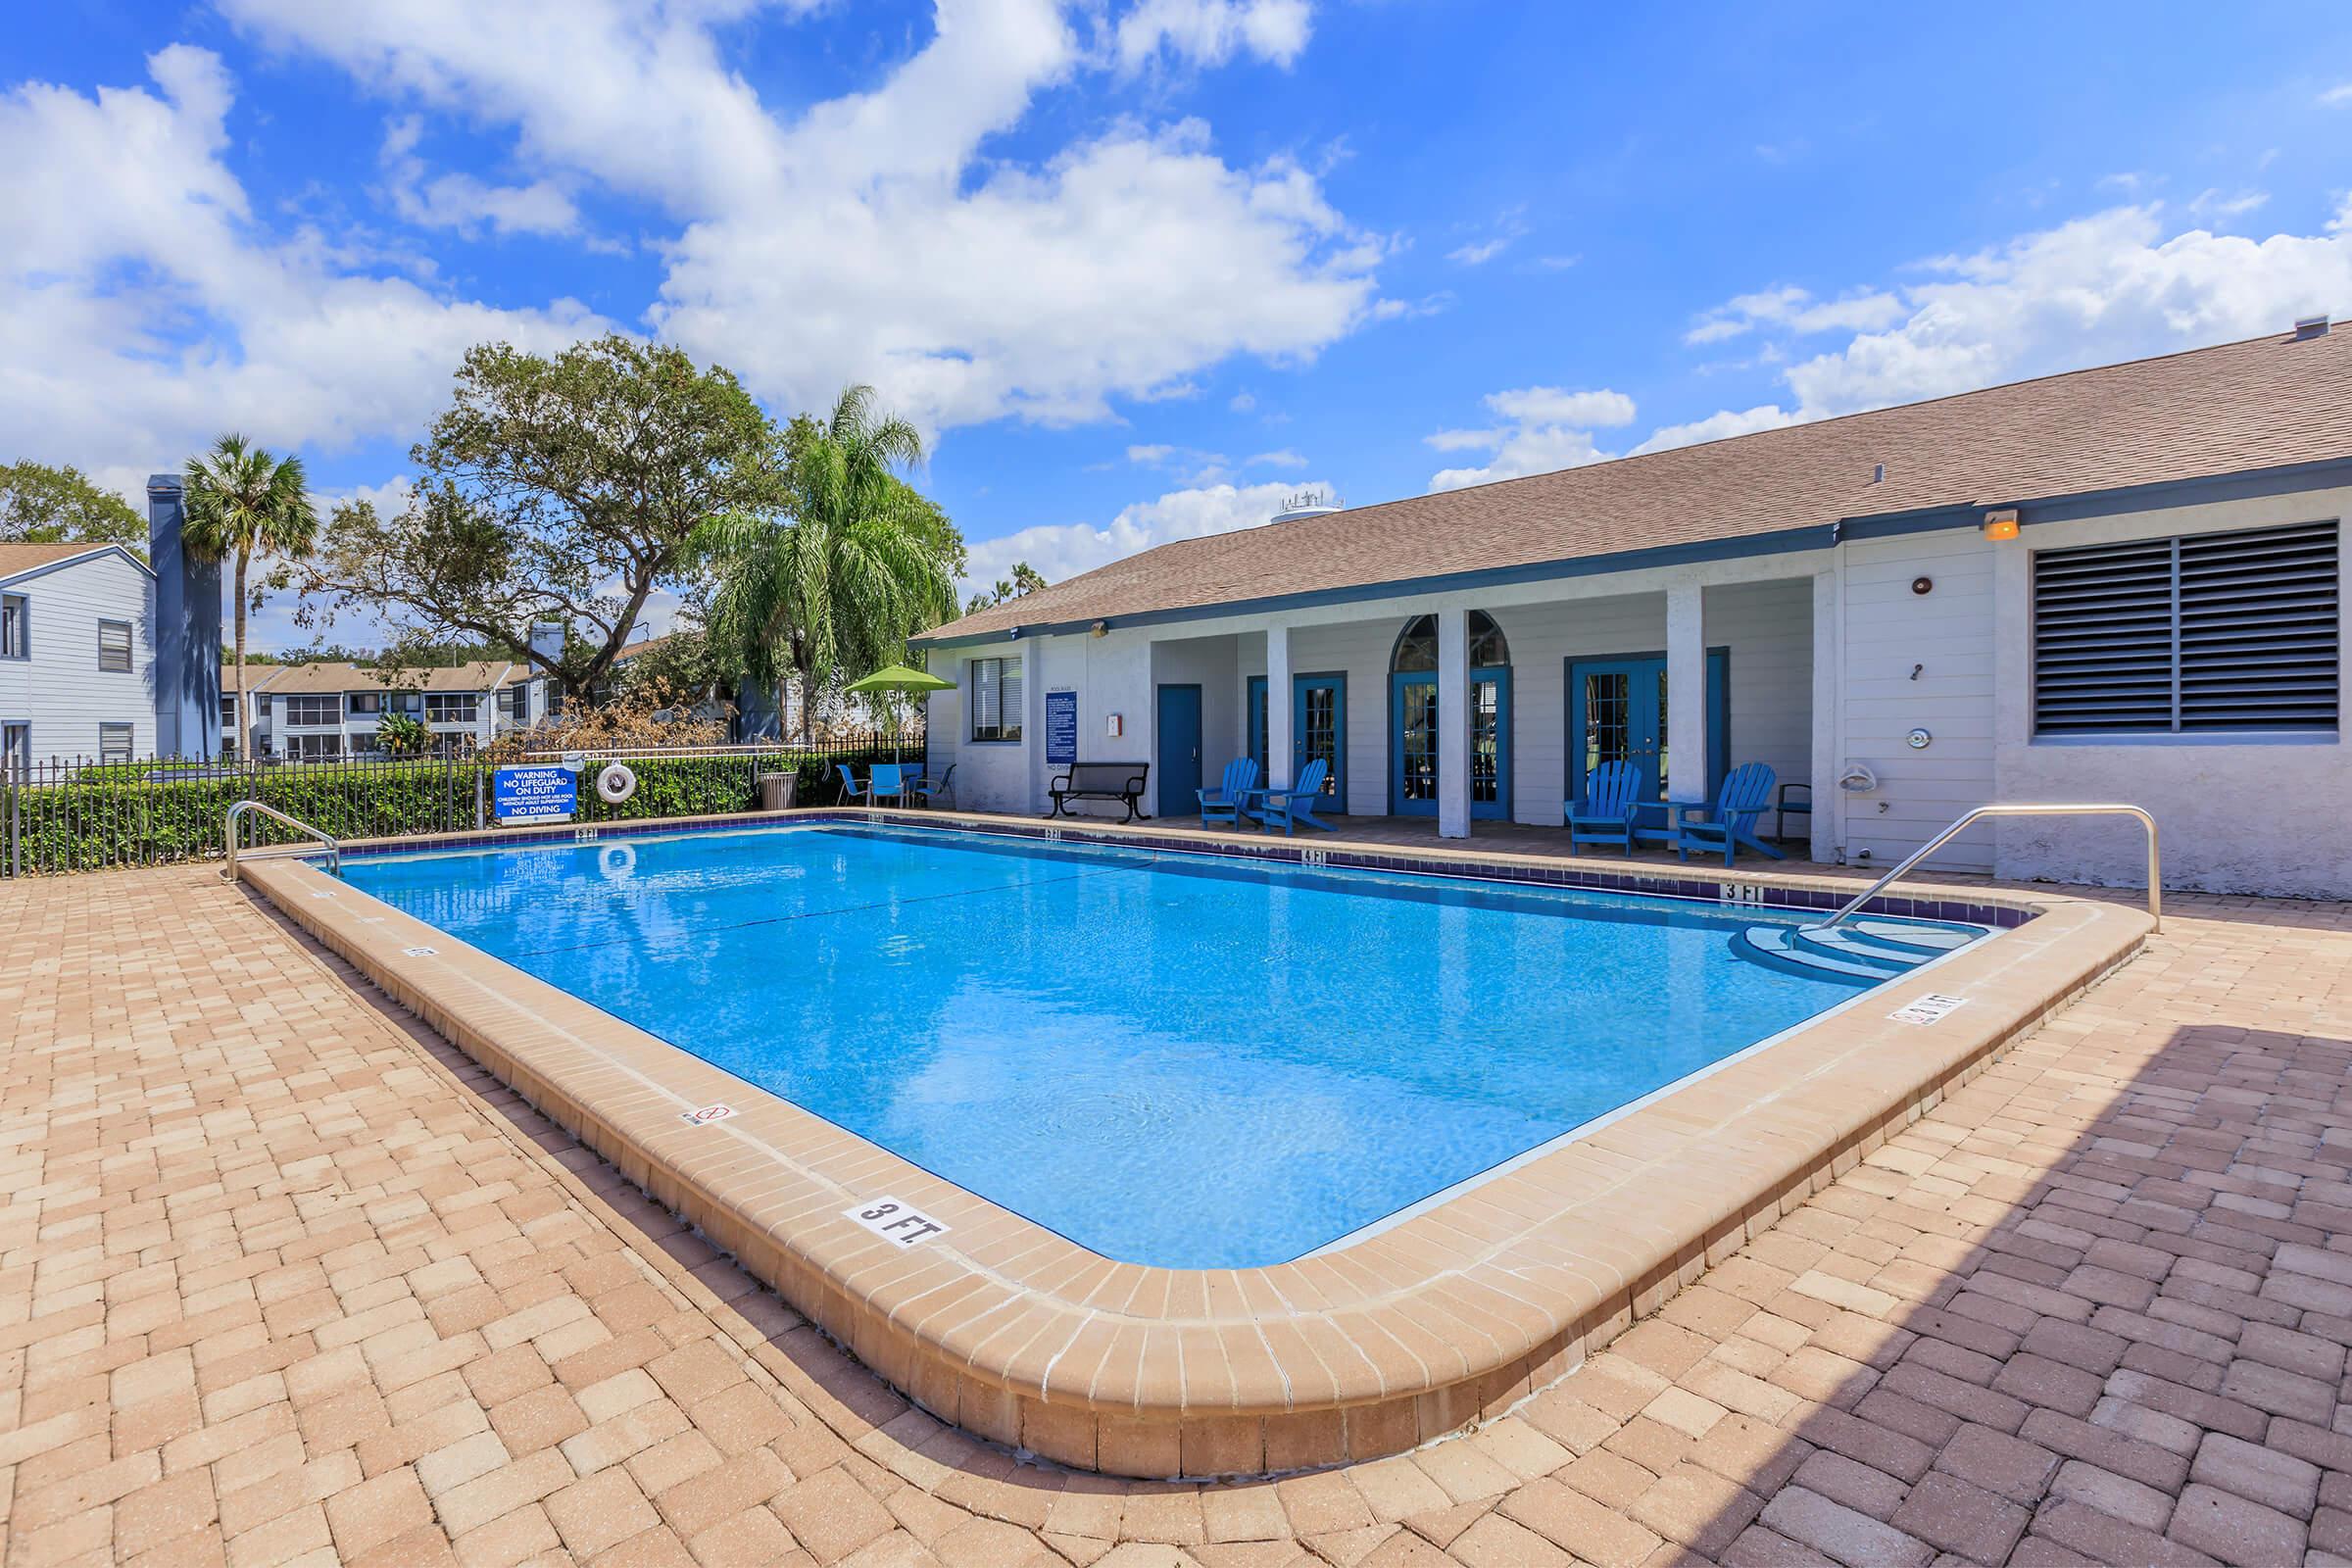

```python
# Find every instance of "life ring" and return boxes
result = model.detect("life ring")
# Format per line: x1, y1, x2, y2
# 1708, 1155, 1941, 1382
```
597, 762, 638, 804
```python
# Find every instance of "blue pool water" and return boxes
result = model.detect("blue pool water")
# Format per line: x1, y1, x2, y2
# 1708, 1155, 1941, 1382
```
341, 824, 1976, 1267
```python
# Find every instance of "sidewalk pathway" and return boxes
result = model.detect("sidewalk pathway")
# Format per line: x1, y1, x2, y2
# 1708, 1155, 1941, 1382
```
1, 868, 2347, 1567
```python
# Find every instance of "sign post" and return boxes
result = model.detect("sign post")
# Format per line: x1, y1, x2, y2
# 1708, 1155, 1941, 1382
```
493, 765, 578, 826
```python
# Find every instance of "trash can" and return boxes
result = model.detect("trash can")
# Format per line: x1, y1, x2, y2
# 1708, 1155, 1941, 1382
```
758, 771, 798, 811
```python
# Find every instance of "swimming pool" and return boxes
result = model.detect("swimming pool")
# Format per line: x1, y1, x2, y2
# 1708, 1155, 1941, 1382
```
340, 822, 1983, 1268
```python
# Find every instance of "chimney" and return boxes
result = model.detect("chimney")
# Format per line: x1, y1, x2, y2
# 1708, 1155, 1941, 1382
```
2294, 314, 2331, 339
149, 473, 222, 761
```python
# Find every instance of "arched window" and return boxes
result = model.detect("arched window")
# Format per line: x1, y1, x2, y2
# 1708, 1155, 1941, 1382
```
1390, 611, 1509, 671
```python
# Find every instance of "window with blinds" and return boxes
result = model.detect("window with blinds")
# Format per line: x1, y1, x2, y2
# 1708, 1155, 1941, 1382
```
2033, 520, 2339, 735
970, 657, 1023, 741
98, 619, 132, 672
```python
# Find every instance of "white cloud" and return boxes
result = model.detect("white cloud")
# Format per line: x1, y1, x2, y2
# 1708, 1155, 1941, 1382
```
1446, 206, 1529, 268
1685, 284, 1905, 344
1628, 404, 1799, 456
1421, 385, 1639, 491
379, 115, 580, 237
1246, 447, 1305, 467
1114, 0, 1313, 73
1423, 427, 1502, 452
1781, 203, 2352, 416
1227, 389, 1256, 412
1483, 386, 1636, 427
204, 0, 1385, 434
1652, 196, 2352, 449
960, 477, 1315, 588
1446, 237, 1510, 267
0, 47, 609, 473
2186, 187, 2269, 221
1126, 443, 1176, 464
2319, 83, 2352, 106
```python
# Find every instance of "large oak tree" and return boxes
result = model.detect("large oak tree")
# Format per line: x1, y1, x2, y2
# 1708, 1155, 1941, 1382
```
299, 335, 787, 700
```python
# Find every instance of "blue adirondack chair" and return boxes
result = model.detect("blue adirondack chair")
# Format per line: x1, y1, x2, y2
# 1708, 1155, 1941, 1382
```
1196, 757, 1260, 827
1675, 762, 1784, 866
1252, 757, 1333, 835
835, 763, 873, 806
1564, 760, 1645, 857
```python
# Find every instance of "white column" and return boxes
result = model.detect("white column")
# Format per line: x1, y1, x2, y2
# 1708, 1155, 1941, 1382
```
1666, 584, 1706, 806
1810, 569, 1838, 862
1265, 622, 1294, 789
1437, 607, 1469, 839
1021, 637, 1047, 812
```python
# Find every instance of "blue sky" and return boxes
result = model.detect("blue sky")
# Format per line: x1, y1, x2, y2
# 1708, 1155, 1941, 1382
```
7, 1, 2352, 650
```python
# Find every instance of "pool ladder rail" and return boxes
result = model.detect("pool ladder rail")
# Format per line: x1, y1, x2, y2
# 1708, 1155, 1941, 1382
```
223, 801, 342, 880
1732, 803, 2160, 984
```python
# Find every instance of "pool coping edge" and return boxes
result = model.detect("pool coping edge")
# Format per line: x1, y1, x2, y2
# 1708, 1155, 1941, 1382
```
238, 808, 2149, 1480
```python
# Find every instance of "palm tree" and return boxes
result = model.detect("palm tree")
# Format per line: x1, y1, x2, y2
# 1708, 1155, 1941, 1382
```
704, 387, 955, 740
183, 435, 317, 760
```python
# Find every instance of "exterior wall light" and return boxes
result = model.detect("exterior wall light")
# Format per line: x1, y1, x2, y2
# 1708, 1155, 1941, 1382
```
1984, 508, 2021, 541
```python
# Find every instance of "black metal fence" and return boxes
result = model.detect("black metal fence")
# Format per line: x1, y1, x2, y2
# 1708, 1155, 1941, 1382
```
0, 736, 927, 877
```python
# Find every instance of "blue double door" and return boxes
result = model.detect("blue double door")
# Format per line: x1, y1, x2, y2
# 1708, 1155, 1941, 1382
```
1388, 668, 1512, 819
1565, 651, 1728, 805
1247, 673, 1348, 812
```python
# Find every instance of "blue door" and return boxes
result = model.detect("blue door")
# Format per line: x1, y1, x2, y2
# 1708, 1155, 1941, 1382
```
1389, 669, 1510, 818
1248, 673, 1347, 811
1565, 652, 1728, 804
1247, 676, 1268, 775
1155, 684, 1201, 819
1293, 673, 1348, 813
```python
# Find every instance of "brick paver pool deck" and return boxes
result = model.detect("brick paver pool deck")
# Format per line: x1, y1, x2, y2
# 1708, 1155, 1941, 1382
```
4, 866, 2349, 1567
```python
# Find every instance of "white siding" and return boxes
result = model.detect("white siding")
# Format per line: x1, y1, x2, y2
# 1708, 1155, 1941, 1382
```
0, 552, 157, 762
1708, 579, 1813, 803
1833, 531, 1998, 871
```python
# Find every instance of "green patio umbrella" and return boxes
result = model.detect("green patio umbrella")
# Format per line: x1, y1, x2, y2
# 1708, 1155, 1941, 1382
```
843, 663, 955, 765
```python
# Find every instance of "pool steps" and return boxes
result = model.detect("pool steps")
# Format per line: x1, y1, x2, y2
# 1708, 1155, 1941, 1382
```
1731, 918, 1975, 983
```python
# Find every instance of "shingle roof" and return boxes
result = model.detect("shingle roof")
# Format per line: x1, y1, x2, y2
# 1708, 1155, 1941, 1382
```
0, 542, 121, 583
220, 662, 286, 694
257, 660, 533, 694
926, 326, 2352, 641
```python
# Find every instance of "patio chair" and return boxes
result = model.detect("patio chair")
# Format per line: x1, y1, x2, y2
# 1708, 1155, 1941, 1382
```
835, 763, 873, 806
1564, 760, 1644, 856
1251, 758, 1333, 835
909, 763, 956, 810
1674, 762, 1784, 866
1195, 757, 1260, 827
871, 763, 909, 806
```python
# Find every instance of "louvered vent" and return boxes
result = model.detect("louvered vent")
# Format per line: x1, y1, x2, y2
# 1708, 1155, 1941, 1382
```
2033, 520, 2338, 735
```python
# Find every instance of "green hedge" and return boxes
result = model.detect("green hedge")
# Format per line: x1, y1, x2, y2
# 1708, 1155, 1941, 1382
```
0, 746, 906, 874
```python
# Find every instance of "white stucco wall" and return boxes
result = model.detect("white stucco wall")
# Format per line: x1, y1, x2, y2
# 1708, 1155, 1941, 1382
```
1989, 484, 2350, 898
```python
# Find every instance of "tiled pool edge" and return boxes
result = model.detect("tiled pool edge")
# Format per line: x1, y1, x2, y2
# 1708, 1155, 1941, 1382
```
238, 812, 2150, 1481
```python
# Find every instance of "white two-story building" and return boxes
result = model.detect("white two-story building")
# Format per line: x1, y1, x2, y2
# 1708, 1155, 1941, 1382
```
0, 542, 158, 770
246, 660, 549, 760
919, 324, 2351, 900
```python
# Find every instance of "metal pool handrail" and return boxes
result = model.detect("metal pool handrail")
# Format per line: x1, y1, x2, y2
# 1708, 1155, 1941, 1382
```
1806, 803, 2159, 935
224, 801, 341, 879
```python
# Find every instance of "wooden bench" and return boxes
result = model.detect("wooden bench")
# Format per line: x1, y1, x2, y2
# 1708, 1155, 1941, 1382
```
1049, 761, 1151, 823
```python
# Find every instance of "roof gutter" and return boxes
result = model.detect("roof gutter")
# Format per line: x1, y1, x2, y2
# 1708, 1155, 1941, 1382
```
917, 451, 2352, 648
